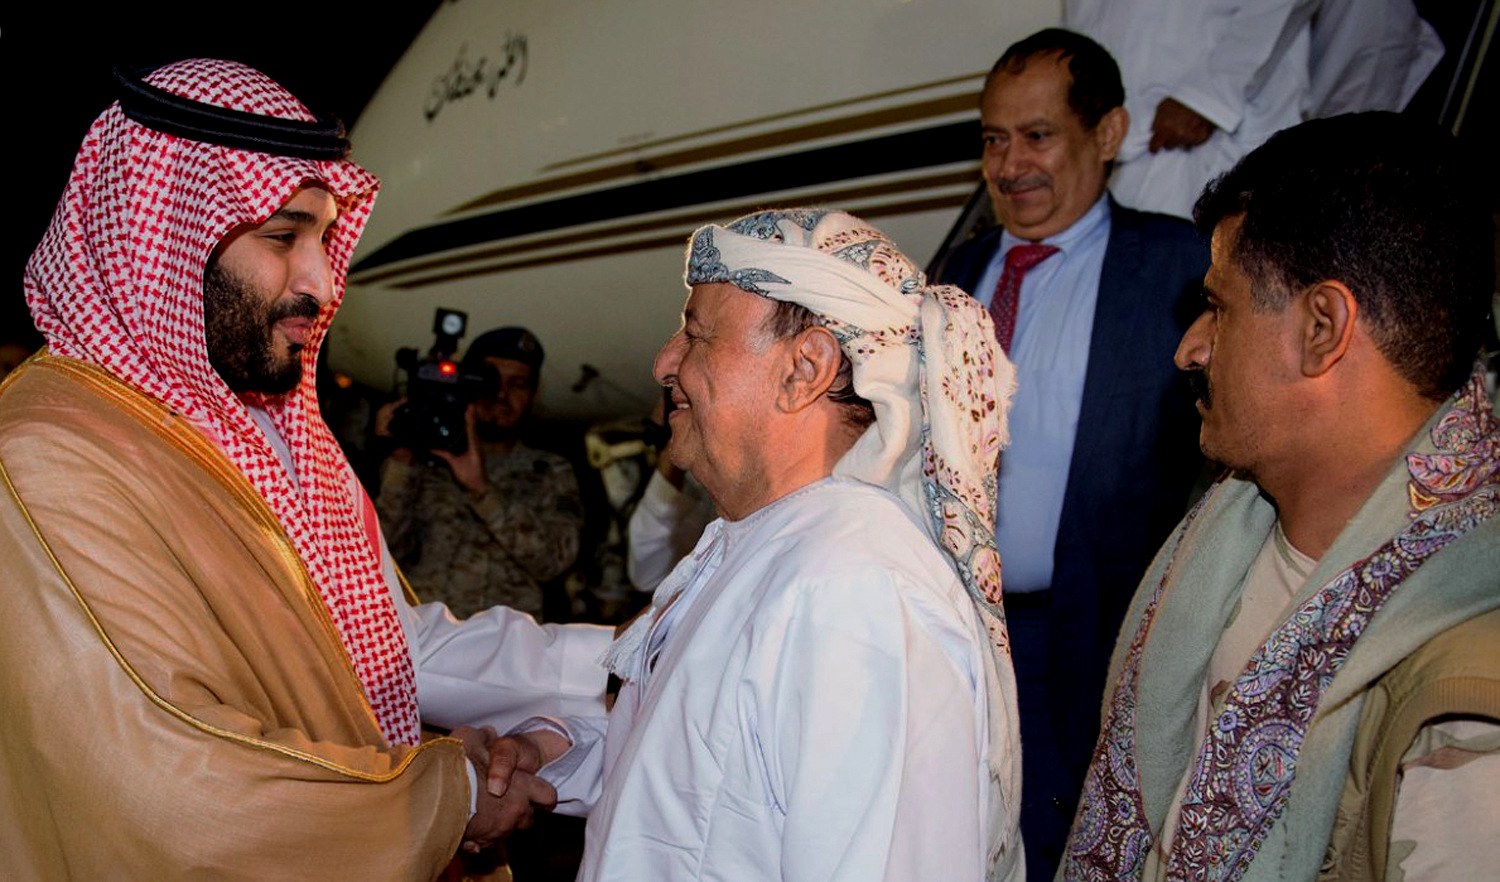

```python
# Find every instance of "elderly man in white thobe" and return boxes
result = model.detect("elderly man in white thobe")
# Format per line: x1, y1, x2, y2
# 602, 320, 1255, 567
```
493, 209, 1026, 881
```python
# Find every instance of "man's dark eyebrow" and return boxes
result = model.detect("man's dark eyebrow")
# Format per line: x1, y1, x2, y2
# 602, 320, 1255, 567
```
981, 117, 1053, 134
263, 208, 331, 227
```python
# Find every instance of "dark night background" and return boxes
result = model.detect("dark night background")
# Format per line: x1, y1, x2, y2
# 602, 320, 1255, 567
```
6, 1, 444, 348
6, 2, 1495, 350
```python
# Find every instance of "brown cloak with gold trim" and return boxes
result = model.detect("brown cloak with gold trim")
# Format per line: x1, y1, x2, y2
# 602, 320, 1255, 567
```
0, 356, 469, 880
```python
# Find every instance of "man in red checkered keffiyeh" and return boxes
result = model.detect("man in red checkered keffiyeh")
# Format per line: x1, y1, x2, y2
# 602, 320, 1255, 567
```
1, 59, 611, 879
27, 56, 418, 747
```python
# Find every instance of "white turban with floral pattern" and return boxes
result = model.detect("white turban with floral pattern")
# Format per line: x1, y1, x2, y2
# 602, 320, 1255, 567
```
684, 208, 1017, 652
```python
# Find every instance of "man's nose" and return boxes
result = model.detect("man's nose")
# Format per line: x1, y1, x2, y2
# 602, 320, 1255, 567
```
291, 245, 335, 306
982, 145, 1014, 183
990, 143, 1033, 183
653, 331, 685, 387
1000, 146, 1029, 180
1175, 310, 1214, 370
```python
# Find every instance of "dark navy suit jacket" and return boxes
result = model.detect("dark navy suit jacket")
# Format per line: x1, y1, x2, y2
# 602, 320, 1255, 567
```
937, 197, 1209, 796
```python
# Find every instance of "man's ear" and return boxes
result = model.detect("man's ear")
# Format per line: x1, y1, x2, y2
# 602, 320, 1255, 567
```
777, 327, 841, 413
1096, 106, 1129, 162
1300, 280, 1357, 377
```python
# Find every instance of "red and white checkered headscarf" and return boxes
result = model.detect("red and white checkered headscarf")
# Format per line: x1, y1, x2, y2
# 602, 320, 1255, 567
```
24, 59, 420, 745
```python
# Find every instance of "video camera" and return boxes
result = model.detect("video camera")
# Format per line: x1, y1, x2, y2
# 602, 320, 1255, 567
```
388, 308, 499, 455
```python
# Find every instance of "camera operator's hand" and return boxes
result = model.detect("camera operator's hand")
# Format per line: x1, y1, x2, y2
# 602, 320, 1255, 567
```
432, 402, 487, 496
374, 398, 413, 464
374, 398, 408, 438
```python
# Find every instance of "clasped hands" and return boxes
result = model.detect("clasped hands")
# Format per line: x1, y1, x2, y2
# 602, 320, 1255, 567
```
451, 726, 571, 854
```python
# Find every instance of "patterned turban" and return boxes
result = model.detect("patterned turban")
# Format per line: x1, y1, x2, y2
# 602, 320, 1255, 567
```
684, 208, 1017, 652
24, 59, 419, 744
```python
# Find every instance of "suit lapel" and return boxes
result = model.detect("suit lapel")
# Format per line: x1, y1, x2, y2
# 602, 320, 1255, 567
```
1058, 201, 1141, 535
946, 227, 1005, 297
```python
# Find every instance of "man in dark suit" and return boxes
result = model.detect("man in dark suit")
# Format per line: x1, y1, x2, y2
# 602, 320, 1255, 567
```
935, 29, 1208, 880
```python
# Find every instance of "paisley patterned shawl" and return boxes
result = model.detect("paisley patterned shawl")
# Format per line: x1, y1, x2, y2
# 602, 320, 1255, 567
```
1063, 367, 1500, 882
682, 208, 1018, 651
23, 59, 419, 744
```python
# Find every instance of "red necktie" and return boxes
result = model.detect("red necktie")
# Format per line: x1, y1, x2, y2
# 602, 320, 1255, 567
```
989, 244, 1059, 351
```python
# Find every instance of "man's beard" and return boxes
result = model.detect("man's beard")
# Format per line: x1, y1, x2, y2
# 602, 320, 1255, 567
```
203, 261, 320, 396
475, 418, 520, 444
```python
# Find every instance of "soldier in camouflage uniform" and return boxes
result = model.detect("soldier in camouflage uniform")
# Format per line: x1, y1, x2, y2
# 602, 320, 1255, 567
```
376, 328, 583, 620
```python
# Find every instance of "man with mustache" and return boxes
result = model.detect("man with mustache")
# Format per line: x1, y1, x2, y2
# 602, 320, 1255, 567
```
0, 60, 610, 879
542, 208, 1024, 881
203, 256, 325, 395
936, 28, 1209, 879
1061, 111, 1498, 882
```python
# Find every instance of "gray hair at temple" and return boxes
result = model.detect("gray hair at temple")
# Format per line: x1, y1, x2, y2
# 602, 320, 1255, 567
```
682, 209, 904, 433
759, 300, 876, 431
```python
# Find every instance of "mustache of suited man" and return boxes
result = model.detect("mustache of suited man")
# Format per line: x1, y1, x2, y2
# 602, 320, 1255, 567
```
993, 174, 1051, 194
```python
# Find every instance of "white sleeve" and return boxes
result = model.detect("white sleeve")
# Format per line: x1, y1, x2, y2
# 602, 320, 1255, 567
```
371, 492, 611, 809
371, 502, 612, 733
758, 574, 986, 882
509, 714, 609, 816
1168, 0, 1317, 133
626, 470, 715, 592
1307, 0, 1444, 116
404, 600, 612, 734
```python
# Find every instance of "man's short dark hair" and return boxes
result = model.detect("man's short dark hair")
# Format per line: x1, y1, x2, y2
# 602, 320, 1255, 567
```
992, 28, 1124, 130
1194, 111, 1494, 401
763, 300, 876, 431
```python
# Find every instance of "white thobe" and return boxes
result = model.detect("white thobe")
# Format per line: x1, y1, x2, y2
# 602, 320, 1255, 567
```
573, 478, 1021, 881
1306, 0, 1443, 117
1066, 0, 1318, 219
1065, 0, 1444, 219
